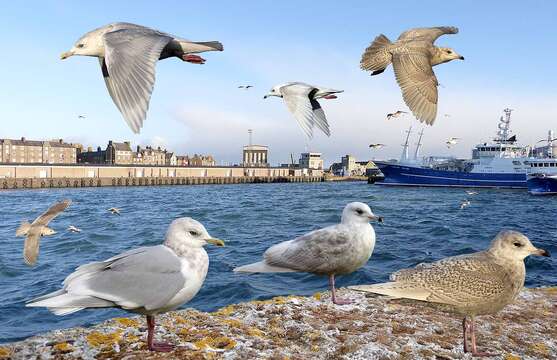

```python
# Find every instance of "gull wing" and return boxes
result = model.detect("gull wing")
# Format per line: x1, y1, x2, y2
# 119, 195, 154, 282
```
397, 27, 459, 43
23, 227, 42, 266
281, 84, 331, 139
391, 48, 438, 125
32, 199, 72, 227
101, 29, 173, 134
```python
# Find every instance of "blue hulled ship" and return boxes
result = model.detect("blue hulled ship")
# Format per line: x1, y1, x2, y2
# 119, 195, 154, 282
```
526, 131, 557, 195
375, 109, 530, 188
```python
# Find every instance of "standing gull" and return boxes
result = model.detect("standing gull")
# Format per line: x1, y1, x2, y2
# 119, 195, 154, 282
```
360, 27, 464, 125
264, 82, 343, 140
350, 230, 550, 356
234, 202, 382, 305
61, 22, 223, 134
27, 217, 225, 352
16, 199, 72, 266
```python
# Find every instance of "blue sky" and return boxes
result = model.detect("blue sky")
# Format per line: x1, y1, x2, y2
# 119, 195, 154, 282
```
1, 1, 556, 165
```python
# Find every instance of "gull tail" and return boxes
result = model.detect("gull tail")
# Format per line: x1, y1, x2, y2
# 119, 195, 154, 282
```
26, 290, 115, 316
348, 282, 431, 301
180, 41, 224, 53
16, 221, 32, 237
360, 34, 393, 75
234, 261, 297, 273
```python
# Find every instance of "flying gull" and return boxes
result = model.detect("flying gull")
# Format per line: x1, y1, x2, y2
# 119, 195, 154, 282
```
361, 27, 464, 125
369, 143, 385, 149
386, 110, 407, 120
67, 225, 82, 233
61, 22, 223, 134
78, 114, 86, 119
16, 199, 72, 266
465, 190, 478, 196
238, 85, 254, 89
234, 202, 382, 305
446, 137, 459, 148
350, 230, 550, 356
27, 217, 225, 352
108, 207, 121, 215
264, 82, 343, 140
460, 200, 471, 210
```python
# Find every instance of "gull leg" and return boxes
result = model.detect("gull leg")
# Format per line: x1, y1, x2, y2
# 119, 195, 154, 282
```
462, 317, 470, 353
182, 54, 206, 64
146, 315, 174, 352
469, 316, 496, 357
329, 274, 353, 305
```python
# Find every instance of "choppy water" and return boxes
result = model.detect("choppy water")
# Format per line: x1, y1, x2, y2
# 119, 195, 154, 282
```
0, 182, 555, 343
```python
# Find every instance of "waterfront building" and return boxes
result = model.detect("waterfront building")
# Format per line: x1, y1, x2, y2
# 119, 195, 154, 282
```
243, 145, 269, 167
165, 152, 177, 166
189, 154, 216, 166
0, 137, 80, 164
133, 146, 167, 166
299, 152, 324, 170
78, 140, 132, 165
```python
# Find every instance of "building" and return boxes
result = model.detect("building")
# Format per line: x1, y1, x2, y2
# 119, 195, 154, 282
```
0, 137, 79, 164
78, 146, 107, 164
78, 140, 132, 165
243, 145, 269, 167
329, 155, 378, 176
189, 154, 216, 166
165, 152, 177, 166
299, 152, 323, 170
133, 146, 167, 166
176, 155, 190, 166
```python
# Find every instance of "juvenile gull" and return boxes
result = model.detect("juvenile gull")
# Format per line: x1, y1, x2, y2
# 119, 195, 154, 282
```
61, 22, 223, 134
350, 230, 550, 356
234, 202, 382, 305
446, 137, 459, 148
369, 143, 385, 149
108, 207, 121, 215
361, 27, 464, 125
264, 82, 343, 139
27, 217, 224, 352
16, 199, 72, 266
386, 110, 407, 120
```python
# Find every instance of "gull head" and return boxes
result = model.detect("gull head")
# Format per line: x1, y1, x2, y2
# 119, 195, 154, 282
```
341, 202, 383, 224
61, 28, 106, 60
488, 230, 550, 261
432, 47, 464, 65
165, 217, 224, 250
263, 85, 283, 99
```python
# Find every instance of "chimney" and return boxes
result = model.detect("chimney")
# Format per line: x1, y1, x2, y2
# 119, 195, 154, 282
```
88, 146, 92, 152
108, 140, 113, 146
21, 137, 26, 142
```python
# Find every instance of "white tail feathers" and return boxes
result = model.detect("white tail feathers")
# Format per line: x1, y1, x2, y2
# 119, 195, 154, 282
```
348, 282, 432, 301
26, 291, 115, 315
181, 41, 224, 53
233, 261, 297, 273
16, 221, 32, 237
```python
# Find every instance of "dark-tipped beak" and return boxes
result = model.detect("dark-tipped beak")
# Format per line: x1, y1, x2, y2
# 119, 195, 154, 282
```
60, 51, 73, 60
459, 56, 465, 60
535, 248, 550, 257
206, 238, 225, 247
368, 215, 383, 223
263, 95, 268, 99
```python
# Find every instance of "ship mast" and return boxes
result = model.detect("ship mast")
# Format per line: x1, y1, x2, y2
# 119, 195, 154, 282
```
413, 129, 424, 161
400, 126, 412, 162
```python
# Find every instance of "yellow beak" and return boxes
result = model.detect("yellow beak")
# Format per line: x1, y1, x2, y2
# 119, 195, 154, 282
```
206, 238, 225, 247
60, 51, 73, 60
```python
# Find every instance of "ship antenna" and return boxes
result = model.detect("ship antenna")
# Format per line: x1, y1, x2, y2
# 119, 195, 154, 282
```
413, 129, 424, 160
400, 126, 412, 162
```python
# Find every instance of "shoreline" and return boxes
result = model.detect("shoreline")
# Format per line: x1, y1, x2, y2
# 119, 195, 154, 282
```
2, 287, 555, 359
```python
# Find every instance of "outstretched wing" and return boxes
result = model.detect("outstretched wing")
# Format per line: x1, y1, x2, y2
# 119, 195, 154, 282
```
281, 84, 331, 139
397, 27, 459, 43
101, 29, 172, 134
23, 227, 42, 266
32, 199, 72, 227
391, 48, 438, 125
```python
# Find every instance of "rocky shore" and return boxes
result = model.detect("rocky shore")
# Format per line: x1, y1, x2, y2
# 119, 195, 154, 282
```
2, 287, 555, 360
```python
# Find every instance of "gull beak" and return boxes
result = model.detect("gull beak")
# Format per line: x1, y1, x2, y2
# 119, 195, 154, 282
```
206, 238, 225, 247
368, 215, 383, 223
534, 247, 550, 257
60, 51, 74, 60
459, 56, 465, 60
263, 95, 269, 99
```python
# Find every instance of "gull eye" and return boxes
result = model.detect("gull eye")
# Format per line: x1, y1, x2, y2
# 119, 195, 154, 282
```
77, 44, 84, 48
447, 50, 452, 54
513, 242, 522, 247
189, 230, 199, 236
356, 209, 364, 215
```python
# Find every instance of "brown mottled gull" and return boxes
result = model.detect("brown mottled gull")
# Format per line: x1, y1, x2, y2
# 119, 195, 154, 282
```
16, 199, 72, 266
350, 230, 550, 356
360, 27, 464, 125
61, 22, 224, 134
27, 217, 225, 352
234, 202, 382, 305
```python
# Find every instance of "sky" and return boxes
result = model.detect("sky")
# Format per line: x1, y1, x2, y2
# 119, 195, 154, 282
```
1, 1, 556, 166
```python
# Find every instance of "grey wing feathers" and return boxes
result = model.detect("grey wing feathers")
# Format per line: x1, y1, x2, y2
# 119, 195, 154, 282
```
397, 27, 459, 43
102, 29, 172, 134
281, 84, 331, 139
33, 199, 72, 226
391, 49, 438, 124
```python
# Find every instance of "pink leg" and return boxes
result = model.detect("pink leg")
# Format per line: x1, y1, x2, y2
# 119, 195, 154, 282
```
462, 317, 470, 353
146, 315, 174, 352
469, 317, 496, 357
182, 54, 206, 64
328, 274, 353, 305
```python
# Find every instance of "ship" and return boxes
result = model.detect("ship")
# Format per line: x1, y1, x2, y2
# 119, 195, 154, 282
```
374, 109, 530, 188
526, 130, 557, 195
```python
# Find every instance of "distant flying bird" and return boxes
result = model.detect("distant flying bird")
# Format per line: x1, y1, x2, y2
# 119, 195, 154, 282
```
444, 113, 451, 118
16, 199, 72, 266
61, 22, 224, 134
465, 190, 478, 196
264, 82, 343, 140
108, 207, 121, 215
369, 143, 385, 149
460, 200, 471, 210
78, 114, 86, 119
67, 225, 82, 233
361, 26, 464, 125
238, 85, 253, 89
386, 110, 407, 120
446, 137, 459, 148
